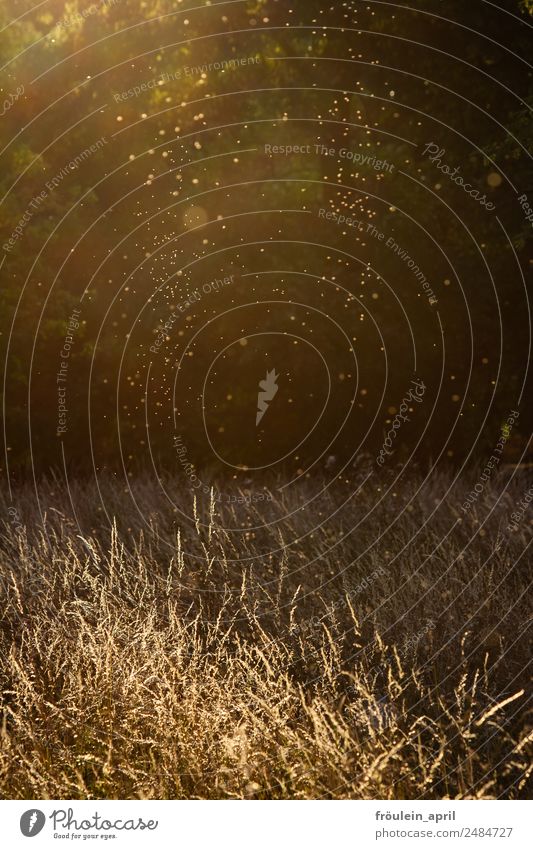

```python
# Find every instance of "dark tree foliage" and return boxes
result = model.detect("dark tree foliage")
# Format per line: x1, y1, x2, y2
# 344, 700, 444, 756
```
0, 0, 531, 477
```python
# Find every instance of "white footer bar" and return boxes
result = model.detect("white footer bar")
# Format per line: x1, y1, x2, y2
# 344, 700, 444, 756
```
1, 799, 530, 848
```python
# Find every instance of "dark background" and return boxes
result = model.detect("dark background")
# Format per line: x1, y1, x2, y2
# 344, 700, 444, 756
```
0, 0, 531, 482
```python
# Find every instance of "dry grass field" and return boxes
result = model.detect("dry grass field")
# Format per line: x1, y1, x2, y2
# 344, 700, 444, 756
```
0, 469, 531, 799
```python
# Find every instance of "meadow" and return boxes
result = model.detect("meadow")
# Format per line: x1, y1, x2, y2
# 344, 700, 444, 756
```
0, 468, 530, 799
